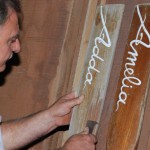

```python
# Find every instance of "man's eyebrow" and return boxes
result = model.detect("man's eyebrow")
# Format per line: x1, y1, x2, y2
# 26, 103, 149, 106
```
8, 33, 20, 42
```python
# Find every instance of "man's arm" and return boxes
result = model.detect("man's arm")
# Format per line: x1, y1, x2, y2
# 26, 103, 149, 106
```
1, 92, 84, 150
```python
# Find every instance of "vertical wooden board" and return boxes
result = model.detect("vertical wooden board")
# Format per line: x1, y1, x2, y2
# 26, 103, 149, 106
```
61, 0, 99, 145
96, 1, 150, 150
137, 87, 150, 149
107, 4, 150, 150
63, 4, 124, 140
46, 0, 93, 149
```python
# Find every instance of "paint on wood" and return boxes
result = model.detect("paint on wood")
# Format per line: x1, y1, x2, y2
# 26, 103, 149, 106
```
107, 4, 150, 150
62, 4, 124, 143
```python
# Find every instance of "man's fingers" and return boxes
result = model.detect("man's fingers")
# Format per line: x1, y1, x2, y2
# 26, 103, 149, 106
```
66, 95, 84, 108
62, 91, 78, 99
80, 127, 97, 144
61, 94, 84, 107
61, 113, 72, 125
90, 134, 97, 144
80, 129, 97, 145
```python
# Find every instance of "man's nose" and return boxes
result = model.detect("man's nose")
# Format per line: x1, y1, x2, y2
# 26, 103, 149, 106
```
12, 39, 21, 53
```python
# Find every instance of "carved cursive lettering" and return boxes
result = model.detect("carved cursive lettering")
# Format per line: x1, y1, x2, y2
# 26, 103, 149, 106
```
84, 6, 111, 89
116, 5, 150, 111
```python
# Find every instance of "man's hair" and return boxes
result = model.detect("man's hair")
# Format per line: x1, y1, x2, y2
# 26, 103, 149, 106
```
0, 0, 22, 29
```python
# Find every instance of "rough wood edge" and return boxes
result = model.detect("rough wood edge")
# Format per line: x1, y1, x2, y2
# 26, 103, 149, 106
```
61, 0, 98, 145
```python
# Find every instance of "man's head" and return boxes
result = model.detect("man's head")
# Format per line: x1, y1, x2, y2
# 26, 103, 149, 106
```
0, 0, 22, 72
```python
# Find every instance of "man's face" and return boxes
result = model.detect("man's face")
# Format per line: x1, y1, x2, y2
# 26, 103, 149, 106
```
0, 8, 20, 72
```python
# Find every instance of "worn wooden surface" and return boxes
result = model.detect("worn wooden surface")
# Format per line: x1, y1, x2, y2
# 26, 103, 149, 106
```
46, 0, 92, 149
61, 4, 124, 145
61, 0, 98, 144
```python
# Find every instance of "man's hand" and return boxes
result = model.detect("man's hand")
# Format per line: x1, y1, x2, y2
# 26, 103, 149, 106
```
48, 91, 84, 126
60, 128, 97, 150
1, 92, 84, 149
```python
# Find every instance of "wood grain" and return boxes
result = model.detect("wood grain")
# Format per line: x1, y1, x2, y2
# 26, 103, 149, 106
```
62, 4, 124, 144
61, 0, 98, 145
46, 0, 93, 148
106, 4, 150, 150
97, 1, 150, 150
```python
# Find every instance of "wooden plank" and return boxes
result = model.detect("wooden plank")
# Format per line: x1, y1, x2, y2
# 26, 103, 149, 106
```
137, 85, 150, 150
62, 4, 124, 143
96, 1, 150, 150
106, 4, 150, 150
61, 0, 98, 145
100, 0, 107, 5
46, 0, 94, 149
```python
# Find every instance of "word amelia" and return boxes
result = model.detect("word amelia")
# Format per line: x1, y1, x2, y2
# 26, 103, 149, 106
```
116, 5, 150, 111
84, 6, 111, 89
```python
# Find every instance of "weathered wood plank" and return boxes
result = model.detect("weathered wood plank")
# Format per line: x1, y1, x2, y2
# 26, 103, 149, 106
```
62, 4, 124, 143
61, 0, 98, 145
46, 0, 94, 149
107, 4, 150, 150
137, 91, 150, 150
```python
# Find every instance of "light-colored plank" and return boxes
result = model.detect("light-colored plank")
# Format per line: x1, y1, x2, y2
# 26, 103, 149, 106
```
61, 0, 98, 145
62, 4, 124, 144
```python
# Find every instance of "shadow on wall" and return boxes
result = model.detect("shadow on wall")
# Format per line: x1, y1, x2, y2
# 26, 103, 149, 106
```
0, 53, 21, 86
21, 125, 69, 150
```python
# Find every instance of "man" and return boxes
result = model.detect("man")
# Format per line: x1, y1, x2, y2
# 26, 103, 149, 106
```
0, 0, 97, 150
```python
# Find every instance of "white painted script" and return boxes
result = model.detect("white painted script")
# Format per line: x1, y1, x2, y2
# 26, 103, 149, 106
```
116, 5, 150, 111
84, 6, 111, 89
